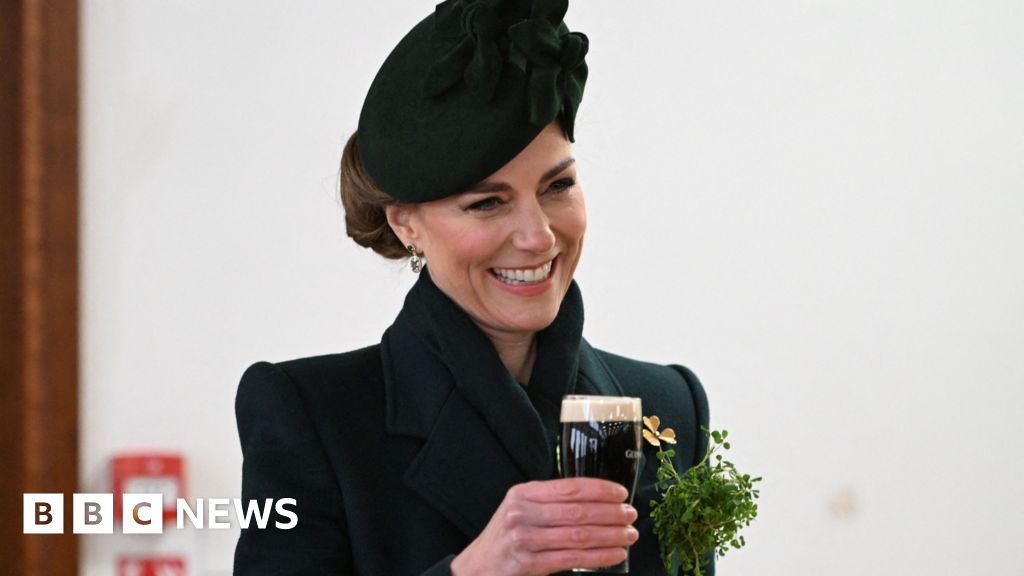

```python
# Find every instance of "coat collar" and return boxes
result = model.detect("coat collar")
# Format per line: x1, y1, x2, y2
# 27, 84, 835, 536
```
380, 268, 624, 537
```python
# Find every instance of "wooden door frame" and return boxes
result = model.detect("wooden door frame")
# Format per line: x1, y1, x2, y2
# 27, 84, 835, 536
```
1, 0, 80, 574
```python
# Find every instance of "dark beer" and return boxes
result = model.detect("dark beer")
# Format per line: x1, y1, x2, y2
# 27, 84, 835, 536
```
558, 396, 642, 573
559, 420, 642, 493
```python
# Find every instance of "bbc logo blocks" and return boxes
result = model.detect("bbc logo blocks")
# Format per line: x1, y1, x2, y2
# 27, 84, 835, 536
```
122, 494, 163, 534
74, 493, 114, 534
23, 494, 63, 534
24, 493, 163, 534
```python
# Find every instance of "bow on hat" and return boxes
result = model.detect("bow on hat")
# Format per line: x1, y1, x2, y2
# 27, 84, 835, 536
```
424, 0, 505, 101
507, 4, 588, 140
424, 0, 589, 140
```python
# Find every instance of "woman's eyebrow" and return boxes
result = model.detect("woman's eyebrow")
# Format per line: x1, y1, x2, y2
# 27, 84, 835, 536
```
540, 157, 577, 182
466, 157, 576, 193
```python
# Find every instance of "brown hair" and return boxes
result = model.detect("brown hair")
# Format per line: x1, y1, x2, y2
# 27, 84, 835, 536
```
339, 132, 408, 259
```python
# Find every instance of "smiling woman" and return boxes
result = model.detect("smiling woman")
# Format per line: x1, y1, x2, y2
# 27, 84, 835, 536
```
233, 1, 711, 575
384, 123, 587, 383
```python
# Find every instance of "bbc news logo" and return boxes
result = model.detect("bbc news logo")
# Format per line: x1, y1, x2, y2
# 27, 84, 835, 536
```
23, 494, 297, 534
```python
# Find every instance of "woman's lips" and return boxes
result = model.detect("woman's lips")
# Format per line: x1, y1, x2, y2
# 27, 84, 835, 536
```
490, 259, 554, 284
488, 257, 558, 296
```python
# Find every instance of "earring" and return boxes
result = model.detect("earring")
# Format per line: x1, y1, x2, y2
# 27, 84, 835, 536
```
406, 244, 423, 274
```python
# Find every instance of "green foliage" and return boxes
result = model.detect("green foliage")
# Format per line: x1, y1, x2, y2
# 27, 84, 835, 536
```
648, 428, 761, 576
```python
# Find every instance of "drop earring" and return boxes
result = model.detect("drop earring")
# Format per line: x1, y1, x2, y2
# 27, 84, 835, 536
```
406, 244, 423, 274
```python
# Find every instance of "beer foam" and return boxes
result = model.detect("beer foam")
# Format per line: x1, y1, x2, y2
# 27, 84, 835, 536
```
560, 396, 641, 422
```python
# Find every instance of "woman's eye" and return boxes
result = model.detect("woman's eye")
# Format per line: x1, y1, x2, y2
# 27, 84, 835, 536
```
466, 197, 502, 211
547, 177, 576, 194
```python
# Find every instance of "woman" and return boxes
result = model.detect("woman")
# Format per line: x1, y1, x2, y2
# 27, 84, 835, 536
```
234, 1, 711, 574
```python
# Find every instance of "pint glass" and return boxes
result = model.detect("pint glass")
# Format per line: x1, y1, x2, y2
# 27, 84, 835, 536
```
558, 395, 642, 573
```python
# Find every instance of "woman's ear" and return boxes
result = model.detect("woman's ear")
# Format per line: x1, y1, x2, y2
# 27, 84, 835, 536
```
385, 204, 418, 248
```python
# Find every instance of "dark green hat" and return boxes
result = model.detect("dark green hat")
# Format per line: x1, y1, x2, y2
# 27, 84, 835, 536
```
357, 0, 589, 203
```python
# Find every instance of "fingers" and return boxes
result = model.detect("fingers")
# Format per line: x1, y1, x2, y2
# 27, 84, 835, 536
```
510, 524, 639, 552
523, 547, 629, 575
503, 478, 637, 529
510, 478, 629, 504
526, 501, 638, 527
453, 479, 640, 576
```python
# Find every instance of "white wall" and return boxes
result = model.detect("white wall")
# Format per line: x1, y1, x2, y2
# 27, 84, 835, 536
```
82, 1, 1024, 574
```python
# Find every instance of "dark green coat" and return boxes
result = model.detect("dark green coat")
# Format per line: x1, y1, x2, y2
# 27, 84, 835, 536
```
233, 271, 712, 575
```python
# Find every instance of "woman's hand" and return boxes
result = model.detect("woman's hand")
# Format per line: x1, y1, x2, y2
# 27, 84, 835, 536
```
450, 478, 639, 576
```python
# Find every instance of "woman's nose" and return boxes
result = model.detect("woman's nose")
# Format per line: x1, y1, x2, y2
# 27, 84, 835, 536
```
511, 200, 556, 253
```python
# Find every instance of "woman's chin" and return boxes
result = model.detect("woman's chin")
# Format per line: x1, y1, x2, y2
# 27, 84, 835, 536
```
492, 304, 562, 334
486, 284, 566, 329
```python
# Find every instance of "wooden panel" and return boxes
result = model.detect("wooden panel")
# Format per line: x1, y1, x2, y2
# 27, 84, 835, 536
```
0, 0, 80, 574
0, 0, 29, 569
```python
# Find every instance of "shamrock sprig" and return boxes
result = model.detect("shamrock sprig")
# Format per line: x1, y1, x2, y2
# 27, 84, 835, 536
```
643, 418, 761, 576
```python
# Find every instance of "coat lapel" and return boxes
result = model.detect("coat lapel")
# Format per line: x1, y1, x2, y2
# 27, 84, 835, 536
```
381, 269, 624, 538
402, 390, 528, 536
573, 340, 626, 396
